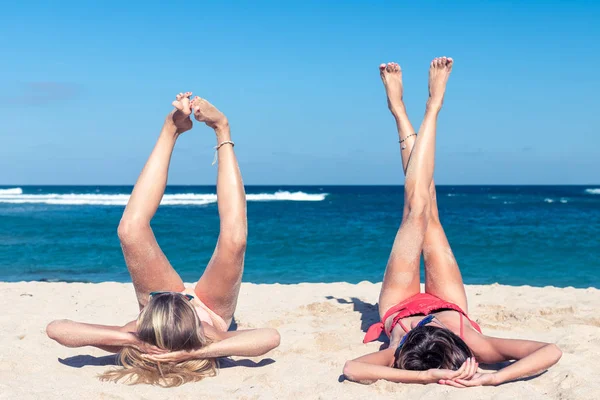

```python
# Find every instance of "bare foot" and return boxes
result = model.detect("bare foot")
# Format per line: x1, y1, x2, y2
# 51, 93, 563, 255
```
167, 92, 193, 134
427, 57, 453, 111
190, 96, 228, 132
379, 62, 405, 118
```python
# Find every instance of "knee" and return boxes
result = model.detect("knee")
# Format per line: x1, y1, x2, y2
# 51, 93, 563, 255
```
219, 227, 247, 254
428, 211, 440, 226
117, 218, 148, 243
220, 235, 247, 256
405, 193, 431, 223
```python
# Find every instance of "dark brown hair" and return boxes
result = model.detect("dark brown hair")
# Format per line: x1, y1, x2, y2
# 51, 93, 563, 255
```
395, 326, 473, 370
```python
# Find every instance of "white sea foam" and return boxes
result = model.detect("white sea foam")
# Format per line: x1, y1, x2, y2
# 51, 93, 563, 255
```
0, 188, 23, 195
247, 191, 327, 201
560, 198, 568, 204
0, 190, 327, 206
544, 198, 554, 203
585, 188, 600, 195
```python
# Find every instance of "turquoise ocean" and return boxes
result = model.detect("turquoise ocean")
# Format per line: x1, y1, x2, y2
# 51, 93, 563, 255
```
0, 185, 598, 288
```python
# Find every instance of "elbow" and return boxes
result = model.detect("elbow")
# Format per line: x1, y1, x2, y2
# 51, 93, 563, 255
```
549, 343, 563, 364
263, 329, 281, 353
46, 320, 68, 345
343, 361, 375, 385
343, 361, 357, 382
46, 320, 59, 341
269, 329, 281, 351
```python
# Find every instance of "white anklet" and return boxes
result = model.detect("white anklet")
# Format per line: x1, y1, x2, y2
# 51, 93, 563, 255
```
212, 141, 235, 165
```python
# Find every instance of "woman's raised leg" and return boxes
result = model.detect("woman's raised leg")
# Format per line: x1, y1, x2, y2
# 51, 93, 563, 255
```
377, 59, 451, 319
118, 92, 194, 309
191, 97, 247, 326
382, 61, 468, 312
421, 190, 468, 312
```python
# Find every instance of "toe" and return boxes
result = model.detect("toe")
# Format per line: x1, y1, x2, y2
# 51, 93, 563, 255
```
181, 97, 191, 111
386, 63, 393, 72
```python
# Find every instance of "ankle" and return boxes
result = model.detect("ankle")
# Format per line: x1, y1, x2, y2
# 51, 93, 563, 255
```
214, 121, 231, 142
425, 100, 442, 114
159, 126, 180, 142
390, 103, 407, 120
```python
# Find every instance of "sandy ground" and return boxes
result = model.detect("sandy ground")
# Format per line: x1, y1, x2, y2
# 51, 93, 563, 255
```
1, 281, 598, 400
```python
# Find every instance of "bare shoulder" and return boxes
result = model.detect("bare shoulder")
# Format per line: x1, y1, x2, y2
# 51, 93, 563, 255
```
119, 320, 138, 333
463, 329, 497, 361
465, 332, 531, 364
202, 322, 225, 341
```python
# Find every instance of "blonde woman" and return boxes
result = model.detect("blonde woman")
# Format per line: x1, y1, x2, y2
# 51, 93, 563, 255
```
46, 92, 280, 386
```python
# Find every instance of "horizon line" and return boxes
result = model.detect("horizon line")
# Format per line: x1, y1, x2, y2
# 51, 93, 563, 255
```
2, 184, 599, 187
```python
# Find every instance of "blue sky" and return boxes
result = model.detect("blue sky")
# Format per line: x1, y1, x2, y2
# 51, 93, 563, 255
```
1, 0, 598, 185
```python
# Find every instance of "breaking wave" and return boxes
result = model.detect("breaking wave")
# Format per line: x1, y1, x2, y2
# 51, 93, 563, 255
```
0, 188, 327, 206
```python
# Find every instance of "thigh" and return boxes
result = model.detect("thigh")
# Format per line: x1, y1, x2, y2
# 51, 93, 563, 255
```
423, 222, 468, 312
193, 244, 245, 325
121, 227, 185, 310
378, 213, 425, 320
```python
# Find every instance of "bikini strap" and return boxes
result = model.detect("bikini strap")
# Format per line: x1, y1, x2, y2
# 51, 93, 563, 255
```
459, 313, 464, 339
397, 319, 410, 333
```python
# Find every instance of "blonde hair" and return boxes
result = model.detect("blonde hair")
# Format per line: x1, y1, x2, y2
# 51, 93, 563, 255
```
100, 292, 217, 387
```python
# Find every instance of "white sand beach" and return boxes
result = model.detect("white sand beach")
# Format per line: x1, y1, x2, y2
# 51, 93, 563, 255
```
1, 281, 598, 400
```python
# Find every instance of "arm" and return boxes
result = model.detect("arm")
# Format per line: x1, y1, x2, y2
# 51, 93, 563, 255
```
199, 328, 280, 358
343, 348, 477, 385
461, 336, 562, 386
343, 348, 426, 385
143, 328, 281, 363
46, 319, 137, 353
344, 362, 437, 385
